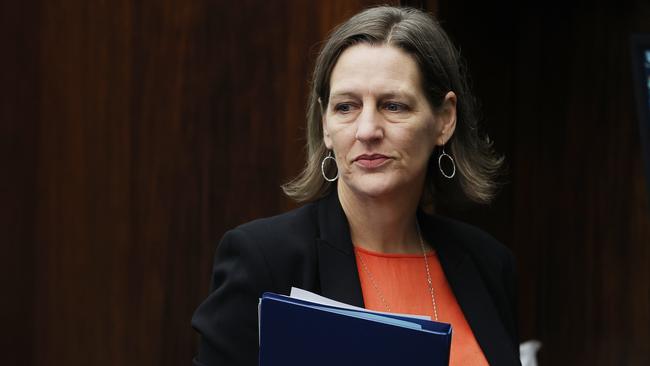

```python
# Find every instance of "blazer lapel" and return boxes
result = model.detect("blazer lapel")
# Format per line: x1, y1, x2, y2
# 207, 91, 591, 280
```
312, 193, 515, 364
420, 213, 517, 365
315, 190, 365, 308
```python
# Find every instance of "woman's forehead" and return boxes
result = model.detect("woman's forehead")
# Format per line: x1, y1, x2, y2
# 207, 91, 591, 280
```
329, 44, 423, 99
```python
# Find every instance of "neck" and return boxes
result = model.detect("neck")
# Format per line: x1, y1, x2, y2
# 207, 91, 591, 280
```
338, 183, 423, 254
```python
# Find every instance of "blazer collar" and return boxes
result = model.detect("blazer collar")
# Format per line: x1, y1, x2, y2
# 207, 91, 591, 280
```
419, 214, 518, 365
315, 189, 365, 307
314, 190, 516, 365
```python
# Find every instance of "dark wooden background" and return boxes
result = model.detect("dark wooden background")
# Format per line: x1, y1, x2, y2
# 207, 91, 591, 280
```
2, 0, 649, 365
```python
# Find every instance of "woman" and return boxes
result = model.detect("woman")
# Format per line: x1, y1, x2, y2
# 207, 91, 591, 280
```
192, 6, 520, 366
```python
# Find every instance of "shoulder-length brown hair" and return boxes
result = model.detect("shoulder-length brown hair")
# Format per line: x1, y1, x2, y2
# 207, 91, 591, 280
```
282, 6, 503, 207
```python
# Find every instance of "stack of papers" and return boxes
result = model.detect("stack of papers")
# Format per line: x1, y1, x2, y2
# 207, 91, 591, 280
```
258, 288, 452, 366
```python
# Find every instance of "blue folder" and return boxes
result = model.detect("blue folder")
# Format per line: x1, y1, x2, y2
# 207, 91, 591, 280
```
259, 292, 452, 366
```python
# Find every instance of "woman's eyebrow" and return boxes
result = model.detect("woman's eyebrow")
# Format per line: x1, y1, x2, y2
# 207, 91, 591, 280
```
329, 91, 358, 100
379, 91, 417, 102
329, 90, 417, 101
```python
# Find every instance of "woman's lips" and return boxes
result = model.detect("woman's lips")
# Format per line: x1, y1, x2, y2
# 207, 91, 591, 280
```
354, 154, 390, 168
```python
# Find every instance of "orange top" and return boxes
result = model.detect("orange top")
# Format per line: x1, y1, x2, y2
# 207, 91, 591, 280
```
354, 246, 488, 366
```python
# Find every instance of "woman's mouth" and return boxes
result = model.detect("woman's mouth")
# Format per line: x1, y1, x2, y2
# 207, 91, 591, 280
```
354, 154, 391, 168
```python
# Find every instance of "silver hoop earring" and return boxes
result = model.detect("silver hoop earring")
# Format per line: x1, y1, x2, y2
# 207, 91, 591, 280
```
438, 146, 456, 179
321, 151, 339, 182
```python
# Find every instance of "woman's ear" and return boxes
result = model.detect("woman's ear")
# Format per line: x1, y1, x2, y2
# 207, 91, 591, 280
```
320, 98, 333, 149
436, 91, 457, 146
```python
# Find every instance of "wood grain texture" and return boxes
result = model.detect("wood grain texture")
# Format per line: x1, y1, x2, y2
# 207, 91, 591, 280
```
439, 1, 650, 364
0, 1, 39, 365
3, 0, 648, 365
2, 1, 399, 365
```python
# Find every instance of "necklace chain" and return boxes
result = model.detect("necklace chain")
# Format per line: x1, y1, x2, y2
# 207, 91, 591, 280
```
357, 221, 439, 321
418, 221, 439, 321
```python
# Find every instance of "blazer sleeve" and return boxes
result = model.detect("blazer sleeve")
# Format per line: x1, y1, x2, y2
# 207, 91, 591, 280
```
191, 228, 274, 366
502, 248, 520, 359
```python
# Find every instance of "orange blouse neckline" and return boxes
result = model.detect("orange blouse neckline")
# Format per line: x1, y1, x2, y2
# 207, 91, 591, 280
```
353, 245, 489, 366
353, 244, 435, 258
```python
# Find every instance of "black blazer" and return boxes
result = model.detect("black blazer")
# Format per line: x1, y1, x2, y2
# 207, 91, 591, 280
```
192, 191, 520, 365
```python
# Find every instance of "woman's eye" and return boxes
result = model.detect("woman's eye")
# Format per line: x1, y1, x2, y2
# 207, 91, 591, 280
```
384, 102, 405, 112
334, 103, 353, 113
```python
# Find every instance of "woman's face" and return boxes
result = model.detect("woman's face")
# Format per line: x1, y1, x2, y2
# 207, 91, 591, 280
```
323, 44, 456, 200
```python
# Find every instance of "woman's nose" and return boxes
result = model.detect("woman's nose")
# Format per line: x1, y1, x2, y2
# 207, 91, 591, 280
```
354, 106, 384, 143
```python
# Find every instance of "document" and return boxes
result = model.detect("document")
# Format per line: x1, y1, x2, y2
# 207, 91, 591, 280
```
258, 288, 452, 366
289, 287, 431, 320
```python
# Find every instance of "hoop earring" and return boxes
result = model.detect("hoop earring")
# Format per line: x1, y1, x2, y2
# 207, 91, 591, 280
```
321, 151, 339, 182
438, 146, 456, 179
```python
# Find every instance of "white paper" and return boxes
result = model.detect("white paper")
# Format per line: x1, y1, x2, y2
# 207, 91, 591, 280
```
289, 287, 431, 321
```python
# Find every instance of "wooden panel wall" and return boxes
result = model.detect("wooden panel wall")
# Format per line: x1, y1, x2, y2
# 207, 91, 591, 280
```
439, 1, 650, 365
3, 0, 648, 365
1, 1, 413, 365
1, 2, 40, 365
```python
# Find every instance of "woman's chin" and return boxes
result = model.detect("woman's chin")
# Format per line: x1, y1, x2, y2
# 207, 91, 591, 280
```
340, 177, 403, 200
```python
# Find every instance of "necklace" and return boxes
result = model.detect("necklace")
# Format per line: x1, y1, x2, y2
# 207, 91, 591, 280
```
357, 221, 439, 321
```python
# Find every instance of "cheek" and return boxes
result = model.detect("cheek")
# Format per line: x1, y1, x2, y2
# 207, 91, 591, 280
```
399, 126, 436, 157
326, 124, 355, 147
323, 121, 342, 148
417, 121, 439, 153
